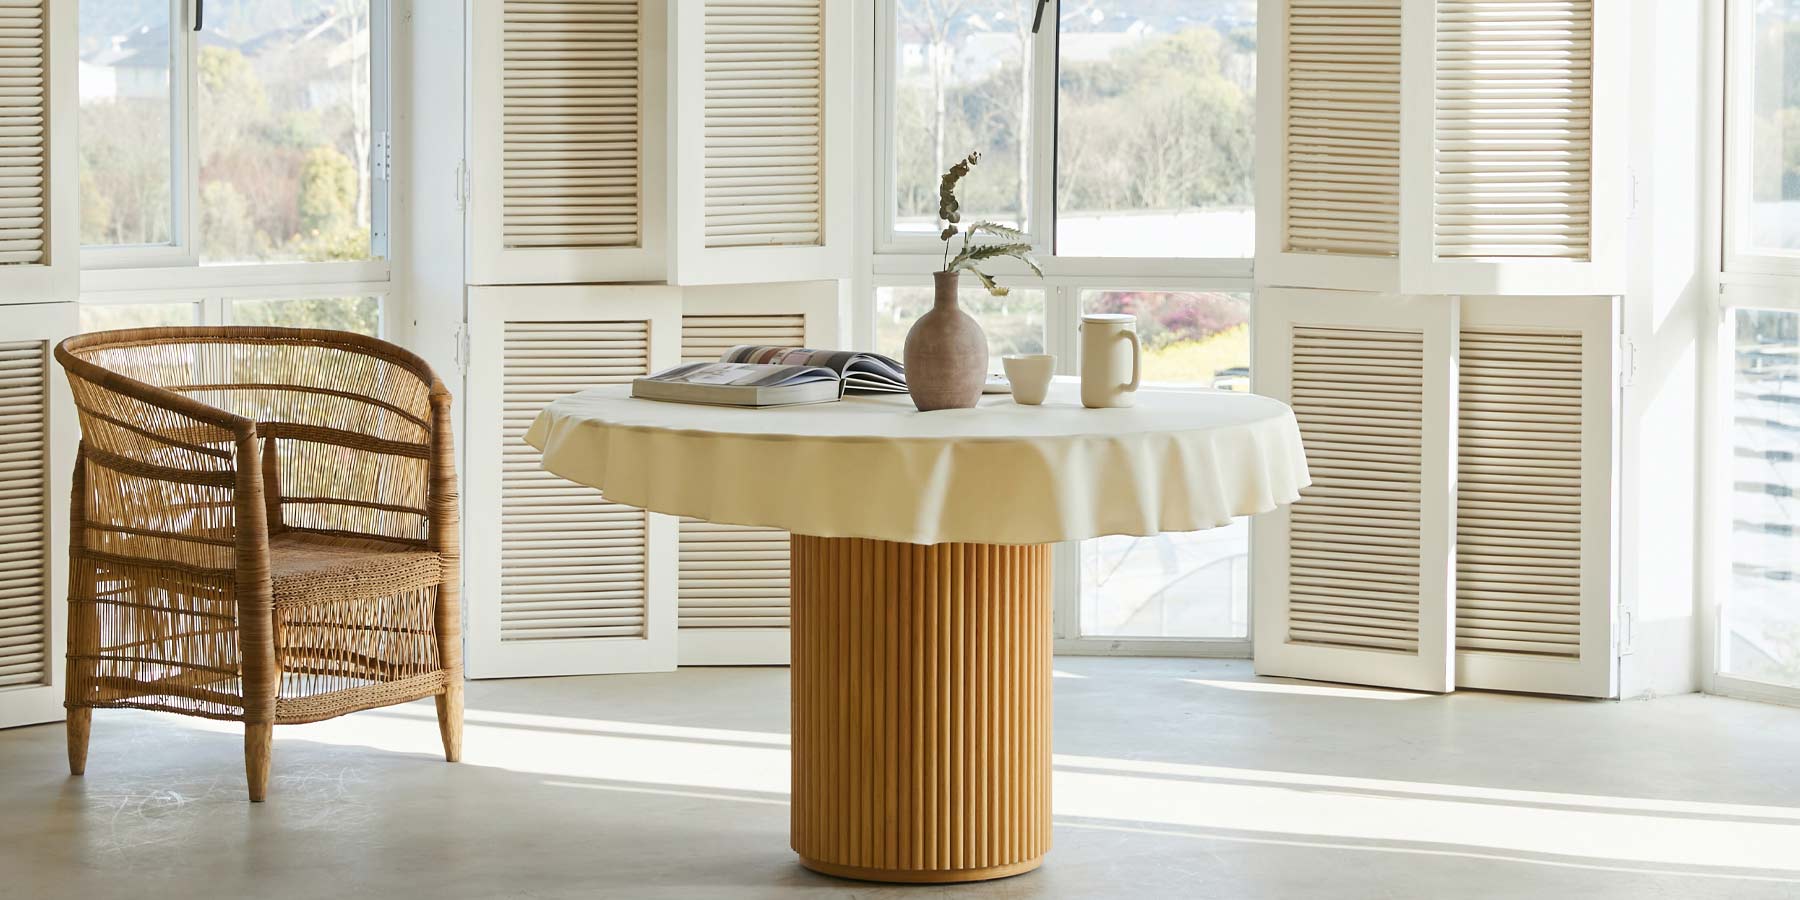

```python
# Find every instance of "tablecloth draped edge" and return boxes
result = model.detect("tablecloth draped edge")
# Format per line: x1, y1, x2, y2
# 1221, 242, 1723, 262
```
523, 405, 1312, 547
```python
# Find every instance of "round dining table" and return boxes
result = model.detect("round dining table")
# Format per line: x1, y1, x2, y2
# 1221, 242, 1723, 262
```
524, 380, 1308, 883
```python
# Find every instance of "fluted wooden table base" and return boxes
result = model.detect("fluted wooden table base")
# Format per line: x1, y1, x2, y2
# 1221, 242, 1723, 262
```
790, 535, 1053, 884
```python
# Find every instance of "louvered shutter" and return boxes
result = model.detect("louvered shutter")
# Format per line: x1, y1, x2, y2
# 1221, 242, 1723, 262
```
1454, 295, 1616, 697
1257, 0, 1622, 295
0, 0, 46, 265
464, 286, 681, 678
1252, 289, 1457, 692
0, 0, 71, 301
667, 0, 850, 285
467, 0, 666, 285
675, 313, 805, 665
1399, 0, 1623, 294
0, 302, 73, 728
1257, 0, 1405, 292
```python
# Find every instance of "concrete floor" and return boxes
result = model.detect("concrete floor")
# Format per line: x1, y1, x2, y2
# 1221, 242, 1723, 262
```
3, 658, 1800, 899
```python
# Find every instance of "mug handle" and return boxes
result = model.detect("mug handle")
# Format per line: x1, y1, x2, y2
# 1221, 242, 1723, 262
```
1123, 329, 1141, 393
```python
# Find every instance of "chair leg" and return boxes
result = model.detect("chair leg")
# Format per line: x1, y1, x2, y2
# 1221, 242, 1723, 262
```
436, 680, 463, 763
67, 708, 91, 776
245, 722, 273, 802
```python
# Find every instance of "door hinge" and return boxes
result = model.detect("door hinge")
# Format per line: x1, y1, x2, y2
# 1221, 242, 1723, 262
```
1617, 602, 1634, 656
454, 323, 470, 377
456, 160, 470, 213
372, 131, 392, 183
1617, 334, 1637, 387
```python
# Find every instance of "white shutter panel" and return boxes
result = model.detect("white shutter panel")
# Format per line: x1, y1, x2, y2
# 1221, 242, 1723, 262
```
0, 341, 48, 688
0, 301, 73, 728
667, 0, 850, 285
468, 0, 666, 285
1432, 0, 1592, 260
675, 313, 805, 665
0, 0, 71, 302
1252, 289, 1457, 692
1455, 295, 1616, 697
465, 286, 681, 678
0, 0, 46, 266
701, 0, 822, 249
1257, 0, 1404, 292
1399, 0, 1624, 295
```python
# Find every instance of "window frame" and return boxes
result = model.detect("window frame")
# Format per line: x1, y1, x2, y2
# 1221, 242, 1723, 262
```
78, 0, 393, 284
76, 0, 394, 339
1710, 0, 1800, 706
1721, 0, 1800, 278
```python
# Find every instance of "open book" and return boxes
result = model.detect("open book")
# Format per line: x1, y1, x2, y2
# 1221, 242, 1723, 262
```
720, 346, 907, 394
630, 346, 908, 408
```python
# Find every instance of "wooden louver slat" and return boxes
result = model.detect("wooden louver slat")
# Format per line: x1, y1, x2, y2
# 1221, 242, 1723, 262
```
676, 314, 806, 629
0, 0, 45, 265
1283, 0, 1402, 257
702, 0, 824, 248
500, 320, 650, 641
1286, 324, 1424, 652
1433, 0, 1594, 260
0, 340, 48, 687
501, 0, 641, 251
1456, 326, 1583, 658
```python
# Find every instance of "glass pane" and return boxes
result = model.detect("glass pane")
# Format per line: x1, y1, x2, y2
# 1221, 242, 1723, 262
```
230, 296, 380, 335
78, 301, 197, 332
198, 2, 373, 264
1079, 289, 1251, 639
1743, 0, 1800, 253
79, 0, 175, 247
875, 285, 1044, 373
892, 0, 1035, 237
1057, 3, 1256, 258
1081, 289, 1249, 387
1726, 308, 1800, 687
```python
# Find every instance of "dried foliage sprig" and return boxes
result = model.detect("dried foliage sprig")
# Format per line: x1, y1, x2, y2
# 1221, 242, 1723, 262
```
936, 151, 1041, 296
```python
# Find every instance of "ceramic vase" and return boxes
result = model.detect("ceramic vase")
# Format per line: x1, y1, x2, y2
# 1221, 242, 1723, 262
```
903, 271, 988, 411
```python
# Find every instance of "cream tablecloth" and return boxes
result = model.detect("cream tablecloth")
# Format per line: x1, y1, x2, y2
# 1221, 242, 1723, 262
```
523, 380, 1309, 546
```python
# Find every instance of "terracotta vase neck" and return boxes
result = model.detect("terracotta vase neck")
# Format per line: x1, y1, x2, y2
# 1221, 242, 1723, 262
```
932, 271, 960, 310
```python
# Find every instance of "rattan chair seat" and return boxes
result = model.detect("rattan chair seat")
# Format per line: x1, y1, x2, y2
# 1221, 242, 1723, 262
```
268, 532, 443, 608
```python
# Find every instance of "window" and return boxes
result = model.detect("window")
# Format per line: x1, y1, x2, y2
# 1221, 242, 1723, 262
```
78, 1, 390, 335
1720, 2, 1800, 696
1078, 290, 1249, 640
875, 284, 1046, 371
78, 0, 176, 248
229, 295, 380, 335
872, 2, 1258, 653
1726, 0, 1800, 269
78, 300, 197, 332
881, 0, 1255, 259
1056, 4, 1256, 258
891, 0, 1034, 236
1726, 308, 1800, 689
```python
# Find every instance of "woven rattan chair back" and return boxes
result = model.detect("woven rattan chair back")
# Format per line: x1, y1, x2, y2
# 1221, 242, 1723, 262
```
55, 327, 463, 801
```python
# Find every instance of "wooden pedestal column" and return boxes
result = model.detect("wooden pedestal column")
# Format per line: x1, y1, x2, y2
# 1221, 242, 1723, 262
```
789, 535, 1053, 884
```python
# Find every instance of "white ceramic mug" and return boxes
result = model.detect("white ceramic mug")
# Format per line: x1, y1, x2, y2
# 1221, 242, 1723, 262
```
1078, 313, 1141, 408
1002, 354, 1054, 405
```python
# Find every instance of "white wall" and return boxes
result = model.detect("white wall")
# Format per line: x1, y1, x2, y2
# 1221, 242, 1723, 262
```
1618, 0, 1710, 698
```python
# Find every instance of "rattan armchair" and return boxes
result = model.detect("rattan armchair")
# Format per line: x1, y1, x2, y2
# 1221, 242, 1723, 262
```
54, 327, 463, 801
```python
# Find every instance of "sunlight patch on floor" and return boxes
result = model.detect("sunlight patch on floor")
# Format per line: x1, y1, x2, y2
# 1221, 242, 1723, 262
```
176, 707, 1800, 875
1185, 678, 1429, 700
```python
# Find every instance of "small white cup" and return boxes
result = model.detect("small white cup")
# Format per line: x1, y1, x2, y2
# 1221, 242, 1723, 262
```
1002, 354, 1055, 405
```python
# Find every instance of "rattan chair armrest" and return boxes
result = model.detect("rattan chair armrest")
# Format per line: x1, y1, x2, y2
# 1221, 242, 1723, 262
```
56, 333, 255, 437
